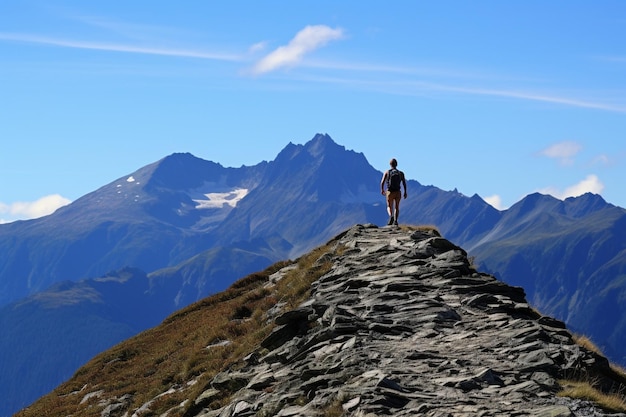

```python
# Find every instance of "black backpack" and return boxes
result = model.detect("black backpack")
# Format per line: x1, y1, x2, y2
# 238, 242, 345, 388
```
387, 169, 402, 192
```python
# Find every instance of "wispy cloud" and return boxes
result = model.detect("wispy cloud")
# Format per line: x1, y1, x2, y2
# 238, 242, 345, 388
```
0, 32, 243, 61
251, 25, 344, 75
588, 152, 626, 168
281, 68, 626, 114
597, 55, 626, 64
388, 80, 626, 114
538, 174, 605, 200
454, 86, 626, 113
537, 141, 583, 166
0, 194, 71, 223
4, 24, 626, 115
248, 41, 268, 54
69, 14, 184, 41
591, 154, 611, 166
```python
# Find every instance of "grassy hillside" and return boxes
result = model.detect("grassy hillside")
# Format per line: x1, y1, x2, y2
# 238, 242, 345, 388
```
16, 242, 337, 417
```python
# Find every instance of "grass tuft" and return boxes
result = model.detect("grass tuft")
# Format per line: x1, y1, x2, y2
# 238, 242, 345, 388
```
558, 380, 626, 412
322, 399, 345, 417
399, 224, 441, 236
573, 334, 603, 355
558, 333, 626, 412
572, 334, 626, 379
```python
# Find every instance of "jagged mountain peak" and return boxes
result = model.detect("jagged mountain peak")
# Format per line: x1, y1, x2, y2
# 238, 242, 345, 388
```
504, 192, 618, 226
274, 133, 350, 163
563, 192, 613, 217
247, 133, 379, 206
305, 132, 345, 157
144, 152, 225, 191
508, 192, 560, 215
18, 225, 625, 417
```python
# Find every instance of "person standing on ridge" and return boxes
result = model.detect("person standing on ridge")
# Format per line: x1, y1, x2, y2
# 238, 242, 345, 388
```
380, 158, 407, 225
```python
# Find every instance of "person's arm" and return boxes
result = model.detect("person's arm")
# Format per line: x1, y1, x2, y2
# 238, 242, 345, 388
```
402, 173, 408, 198
380, 171, 388, 195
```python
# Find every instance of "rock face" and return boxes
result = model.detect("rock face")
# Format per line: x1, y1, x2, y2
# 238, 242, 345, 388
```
189, 225, 624, 417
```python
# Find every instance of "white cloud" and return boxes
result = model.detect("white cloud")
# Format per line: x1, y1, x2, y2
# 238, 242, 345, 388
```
251, 25, 344, 75
538, 174, 604, 200
483, 194, 505, 210
562, 174, 605, 197
538, 141, 582, 165
0, 194, 71, 223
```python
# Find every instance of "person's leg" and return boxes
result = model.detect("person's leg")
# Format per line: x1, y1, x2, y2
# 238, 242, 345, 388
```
386, 192, 394, 224
394, 197, 401, 224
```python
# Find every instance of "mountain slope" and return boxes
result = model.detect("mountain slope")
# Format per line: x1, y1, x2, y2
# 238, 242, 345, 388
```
1, 133, 626, 416
0, 134, 382, 308
0, 154, 266, 306
469, 193, 626, 364
209, 134, 384, 254
404, 187, 502, 245
0, 241, 276, 417
1, 133, 395, 416
16, 225, 626, 417
0, 268, 156, 413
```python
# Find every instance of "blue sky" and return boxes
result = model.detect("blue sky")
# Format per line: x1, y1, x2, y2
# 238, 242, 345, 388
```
1, 1, 625, 223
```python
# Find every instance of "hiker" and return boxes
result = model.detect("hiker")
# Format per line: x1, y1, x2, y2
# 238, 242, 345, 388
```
380, 158, 407, 225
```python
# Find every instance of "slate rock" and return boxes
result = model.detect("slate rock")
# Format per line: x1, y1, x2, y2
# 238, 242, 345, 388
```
181, 225, 625, 417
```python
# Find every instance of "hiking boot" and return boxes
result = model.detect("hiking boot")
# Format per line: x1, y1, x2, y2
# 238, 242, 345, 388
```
387, 216, 394, 225
393, 219, 398, 226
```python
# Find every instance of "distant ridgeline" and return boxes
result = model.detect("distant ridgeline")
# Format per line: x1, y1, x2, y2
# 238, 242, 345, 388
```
1, 134, 625, 417
18, 225, 626, 417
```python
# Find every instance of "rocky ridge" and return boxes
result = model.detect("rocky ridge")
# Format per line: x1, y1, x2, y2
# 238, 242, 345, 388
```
187, 224, 625, 417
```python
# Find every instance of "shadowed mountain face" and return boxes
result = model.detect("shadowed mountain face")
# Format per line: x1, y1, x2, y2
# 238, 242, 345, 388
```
16, 225, 626, 417
0, 154, 267, 306
0, 134, 382, 307
1, 134, 625, 416
467, 193, 626, 365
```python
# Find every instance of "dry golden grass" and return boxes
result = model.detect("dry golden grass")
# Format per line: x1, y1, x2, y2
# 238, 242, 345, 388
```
572, 334, 626, 379
322, 399, 345, 417
558, 380, 626, 412
399, 224, 441, 236
557, 333, 626, 412
16, 243, 338, 417
573, 334, 603, 355
612, 363, 626, 379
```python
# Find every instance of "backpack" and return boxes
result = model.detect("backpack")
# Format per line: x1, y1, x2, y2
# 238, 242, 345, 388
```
387, 169, 402, 192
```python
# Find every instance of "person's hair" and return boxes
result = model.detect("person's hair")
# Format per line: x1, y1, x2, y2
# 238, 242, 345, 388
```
390, 158, 398, 168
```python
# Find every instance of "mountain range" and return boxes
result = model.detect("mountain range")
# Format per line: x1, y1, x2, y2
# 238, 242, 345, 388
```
1, 133, 624, 416
15, 224, 626, 417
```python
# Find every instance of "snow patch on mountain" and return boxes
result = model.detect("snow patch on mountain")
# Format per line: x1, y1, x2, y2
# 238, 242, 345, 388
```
193, 188, 249, 209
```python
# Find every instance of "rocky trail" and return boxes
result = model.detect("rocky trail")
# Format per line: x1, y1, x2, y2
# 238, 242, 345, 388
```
183, 224, 625, 416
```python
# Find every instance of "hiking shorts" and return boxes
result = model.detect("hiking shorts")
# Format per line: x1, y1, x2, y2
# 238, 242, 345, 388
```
386, 190, 401, 205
